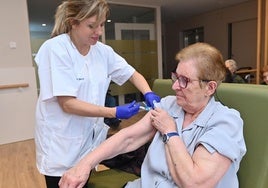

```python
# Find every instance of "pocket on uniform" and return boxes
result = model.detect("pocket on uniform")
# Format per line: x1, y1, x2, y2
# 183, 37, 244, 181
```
46, 133, 83, 172
92, 123, 110, 150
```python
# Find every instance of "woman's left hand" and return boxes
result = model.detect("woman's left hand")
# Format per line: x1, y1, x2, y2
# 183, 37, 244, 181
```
150, 107, 176, 134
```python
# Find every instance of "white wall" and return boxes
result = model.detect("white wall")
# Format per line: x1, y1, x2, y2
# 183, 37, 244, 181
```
0, 0, 38, 144
164, 0, 257, 78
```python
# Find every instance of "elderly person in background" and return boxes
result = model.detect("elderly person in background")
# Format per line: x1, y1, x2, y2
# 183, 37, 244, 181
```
59, 43, 246, 188
261, 65, 268, 85
225, 59, 245, 83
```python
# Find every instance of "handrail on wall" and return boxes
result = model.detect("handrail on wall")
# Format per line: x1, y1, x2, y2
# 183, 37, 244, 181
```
0, 83, 29, 90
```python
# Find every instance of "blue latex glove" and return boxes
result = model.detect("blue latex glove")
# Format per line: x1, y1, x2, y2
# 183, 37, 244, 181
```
116, 101, 140, 119
144, 92, 161, 108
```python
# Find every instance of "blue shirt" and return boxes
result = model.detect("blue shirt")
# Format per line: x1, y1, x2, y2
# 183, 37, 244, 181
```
126, 96, 246, 188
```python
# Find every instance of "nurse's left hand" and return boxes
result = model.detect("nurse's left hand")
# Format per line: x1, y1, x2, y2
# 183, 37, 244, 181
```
58, 166, 90, 188
144, 92, 161, 109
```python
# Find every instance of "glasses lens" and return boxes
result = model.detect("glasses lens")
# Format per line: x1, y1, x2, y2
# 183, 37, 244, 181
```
171, 73, 189, 88
171, 73, 177, 82
178, 76, 187, 88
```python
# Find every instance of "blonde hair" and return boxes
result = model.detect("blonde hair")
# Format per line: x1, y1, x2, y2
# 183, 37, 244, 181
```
175, 42, 226, 86
51, 0, 109, 38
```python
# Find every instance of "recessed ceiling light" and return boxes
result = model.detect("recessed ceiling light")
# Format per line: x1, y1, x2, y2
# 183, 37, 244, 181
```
42, 23, 47, 27
107, 19, 111, 23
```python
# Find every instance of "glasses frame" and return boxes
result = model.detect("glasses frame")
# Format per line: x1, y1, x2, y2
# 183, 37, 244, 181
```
171, 72, 210, 89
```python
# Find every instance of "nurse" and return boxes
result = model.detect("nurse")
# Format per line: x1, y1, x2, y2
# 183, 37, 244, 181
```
34, 0, 160, 187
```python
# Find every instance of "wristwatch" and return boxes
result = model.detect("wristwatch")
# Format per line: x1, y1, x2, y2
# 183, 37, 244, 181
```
162, 132, 179, 144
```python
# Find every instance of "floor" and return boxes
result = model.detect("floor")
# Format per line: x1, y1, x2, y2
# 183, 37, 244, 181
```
0, 139, 46, 188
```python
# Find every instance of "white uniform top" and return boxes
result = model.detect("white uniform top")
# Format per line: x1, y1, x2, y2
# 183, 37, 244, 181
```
126, 96, 246, 188
35, 34, 135, 176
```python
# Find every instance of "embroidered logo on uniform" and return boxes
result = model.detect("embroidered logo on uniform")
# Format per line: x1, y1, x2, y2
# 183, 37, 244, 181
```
76, 77, 84, 80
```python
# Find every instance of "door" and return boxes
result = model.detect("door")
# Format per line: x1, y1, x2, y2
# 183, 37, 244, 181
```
231, 19, 257, 69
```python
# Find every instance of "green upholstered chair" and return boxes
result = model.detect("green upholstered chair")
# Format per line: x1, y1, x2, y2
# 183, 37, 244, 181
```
215, 83, 268, 188
88, 169, 138, 188
151, 79, 174, 98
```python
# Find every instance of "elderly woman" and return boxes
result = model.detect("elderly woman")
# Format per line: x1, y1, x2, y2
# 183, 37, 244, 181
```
59, 43, 246, 188
224, 59, 245, 83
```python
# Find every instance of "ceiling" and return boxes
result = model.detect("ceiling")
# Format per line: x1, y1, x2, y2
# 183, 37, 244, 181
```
27, 0, 250, 36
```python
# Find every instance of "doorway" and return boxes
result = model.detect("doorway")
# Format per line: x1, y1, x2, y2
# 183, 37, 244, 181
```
229, 19, 257, 69
228, 19, 257, 83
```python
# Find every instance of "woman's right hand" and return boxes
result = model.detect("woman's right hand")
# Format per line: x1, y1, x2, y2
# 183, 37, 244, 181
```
58, 164, 91, 188
150, 107, 177, 134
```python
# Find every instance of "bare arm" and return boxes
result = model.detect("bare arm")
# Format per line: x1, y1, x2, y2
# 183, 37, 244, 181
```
57, 96, 116, 118
129, 71, 152, 94
59, 112, 156, 188
151, 108, 231, 188
56, 71, 153, 119
165, 139, 231, 188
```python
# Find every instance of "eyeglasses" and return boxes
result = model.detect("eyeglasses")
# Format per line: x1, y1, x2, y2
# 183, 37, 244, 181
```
171, 72, 210, 89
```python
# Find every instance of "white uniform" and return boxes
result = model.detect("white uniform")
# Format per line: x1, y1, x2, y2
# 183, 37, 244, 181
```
35, 34, 135, 176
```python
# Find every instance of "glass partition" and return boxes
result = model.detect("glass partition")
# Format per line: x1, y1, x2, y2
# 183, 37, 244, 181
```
105, 4, 159, 104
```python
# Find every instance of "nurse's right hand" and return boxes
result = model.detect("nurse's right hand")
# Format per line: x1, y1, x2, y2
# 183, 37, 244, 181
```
116, 100, 140, 119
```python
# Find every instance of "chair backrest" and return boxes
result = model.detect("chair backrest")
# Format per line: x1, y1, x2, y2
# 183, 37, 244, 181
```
152, 79, 268, 188
216, 83, 268, 188
152, 79, 174, 97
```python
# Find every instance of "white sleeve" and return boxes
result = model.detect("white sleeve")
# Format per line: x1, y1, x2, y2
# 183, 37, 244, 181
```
35, 40, 78, 101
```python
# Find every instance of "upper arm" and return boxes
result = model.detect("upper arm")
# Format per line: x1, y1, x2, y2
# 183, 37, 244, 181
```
57, 95, 74, 104
191, 145, 232, 187
57, 96, 76, 110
